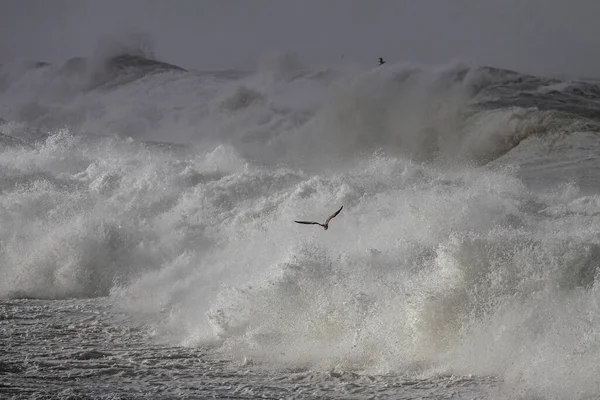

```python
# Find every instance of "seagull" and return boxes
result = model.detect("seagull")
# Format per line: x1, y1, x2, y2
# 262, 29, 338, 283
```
294, 206, 343, 230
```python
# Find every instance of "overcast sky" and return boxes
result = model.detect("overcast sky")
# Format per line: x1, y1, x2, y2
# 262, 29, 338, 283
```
1, 0, 600, 77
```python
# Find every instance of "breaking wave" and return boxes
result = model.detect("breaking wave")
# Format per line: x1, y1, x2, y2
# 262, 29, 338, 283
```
2, 40, 600, 398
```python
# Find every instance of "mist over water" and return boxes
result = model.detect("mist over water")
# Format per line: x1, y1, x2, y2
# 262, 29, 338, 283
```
2, 38, 600, 399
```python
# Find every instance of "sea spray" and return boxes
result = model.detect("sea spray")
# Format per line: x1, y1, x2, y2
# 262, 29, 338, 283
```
2, 48, 600, 398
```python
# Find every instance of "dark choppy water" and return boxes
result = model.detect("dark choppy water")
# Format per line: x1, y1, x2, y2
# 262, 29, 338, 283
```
1, 299, 502, 399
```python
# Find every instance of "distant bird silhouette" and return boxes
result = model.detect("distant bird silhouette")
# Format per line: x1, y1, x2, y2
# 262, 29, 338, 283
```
378, 57, 385, 66
294, 206, 343, 230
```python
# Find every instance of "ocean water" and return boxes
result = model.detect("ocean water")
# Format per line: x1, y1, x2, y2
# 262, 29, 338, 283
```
2, 41, 600, 399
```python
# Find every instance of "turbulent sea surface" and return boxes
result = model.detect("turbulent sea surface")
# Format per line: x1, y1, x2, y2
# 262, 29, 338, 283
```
2, 41, 600, 399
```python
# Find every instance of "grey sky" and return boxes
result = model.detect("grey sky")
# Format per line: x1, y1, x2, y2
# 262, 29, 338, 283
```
1, 0, 600, 77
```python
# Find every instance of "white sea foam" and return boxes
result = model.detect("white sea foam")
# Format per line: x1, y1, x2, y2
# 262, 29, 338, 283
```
1, 50, 600, 398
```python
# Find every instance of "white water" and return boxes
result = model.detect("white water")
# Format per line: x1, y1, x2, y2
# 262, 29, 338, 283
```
1, 47, 600, 399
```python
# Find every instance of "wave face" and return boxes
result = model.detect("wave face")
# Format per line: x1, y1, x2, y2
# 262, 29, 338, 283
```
2, 46, 600, 398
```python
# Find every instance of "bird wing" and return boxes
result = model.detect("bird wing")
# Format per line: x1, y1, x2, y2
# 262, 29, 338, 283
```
325, 205, 343, 224
294, 220, 321, 225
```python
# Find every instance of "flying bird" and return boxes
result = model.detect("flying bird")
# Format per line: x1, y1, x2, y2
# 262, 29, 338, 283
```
294, 206, 343, 230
